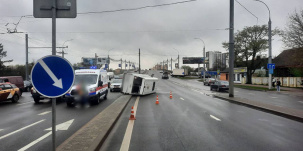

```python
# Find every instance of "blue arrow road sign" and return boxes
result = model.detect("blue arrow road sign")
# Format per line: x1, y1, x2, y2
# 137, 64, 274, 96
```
31, 55, 75, 98
267, 63, 275, 69
269, 68, 274, 74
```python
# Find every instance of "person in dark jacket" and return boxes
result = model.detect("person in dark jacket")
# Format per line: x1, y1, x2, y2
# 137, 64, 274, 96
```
276, 79, 281, 91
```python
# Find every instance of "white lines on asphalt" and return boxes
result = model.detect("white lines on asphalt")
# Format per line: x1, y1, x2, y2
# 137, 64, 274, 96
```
18, 131, 52, 151
17, 102, 32, 105
271, 97, 278, 99
210, 115, 221, 121
248, 93, 254, 95
120, 97, 140, 151
180, 97, 185, 100
0, 119, 45, 140
0, 129, 3, 132
38, 111, 51, 115
298, 101, 303, 104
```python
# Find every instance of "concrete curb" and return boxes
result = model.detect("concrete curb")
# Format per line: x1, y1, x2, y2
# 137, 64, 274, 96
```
57, 95, 132, 151
214, 94, 303, 123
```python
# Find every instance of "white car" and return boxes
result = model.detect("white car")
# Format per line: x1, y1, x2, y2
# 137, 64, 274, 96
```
110, 79, 122, 92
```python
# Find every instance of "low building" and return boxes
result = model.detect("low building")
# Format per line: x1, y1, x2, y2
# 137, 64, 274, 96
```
219, 67, 247, 84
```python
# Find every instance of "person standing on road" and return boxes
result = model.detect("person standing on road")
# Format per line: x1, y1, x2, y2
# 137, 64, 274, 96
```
276, 79, 281, 91
272, 77, 276, 88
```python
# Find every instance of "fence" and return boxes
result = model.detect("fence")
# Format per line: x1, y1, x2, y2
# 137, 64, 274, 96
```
251, 77, 303, 87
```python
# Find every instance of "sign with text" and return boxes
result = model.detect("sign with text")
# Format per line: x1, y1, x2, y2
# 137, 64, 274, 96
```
183, 57, 205, 64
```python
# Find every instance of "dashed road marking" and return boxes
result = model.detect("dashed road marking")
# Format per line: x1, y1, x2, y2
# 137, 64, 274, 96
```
0, 129, 3, 132
180, 97, 185, 100
17, 102, 32, 105
271, 97, 278, 99
248, 93, 254, 95
38, 111, 51, 115
0, 119, 45, 140
120, 97, 140, 151
210, 115, 221, 121
298, 101, 303, 104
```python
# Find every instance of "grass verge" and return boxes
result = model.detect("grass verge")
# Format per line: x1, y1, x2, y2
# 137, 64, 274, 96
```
175, 76, 200, 80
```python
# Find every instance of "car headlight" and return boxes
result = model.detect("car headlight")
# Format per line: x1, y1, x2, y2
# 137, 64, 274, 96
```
89, 87, 96, 92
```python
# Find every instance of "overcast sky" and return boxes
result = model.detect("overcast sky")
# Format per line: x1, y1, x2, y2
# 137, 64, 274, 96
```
0, 0, 302, 70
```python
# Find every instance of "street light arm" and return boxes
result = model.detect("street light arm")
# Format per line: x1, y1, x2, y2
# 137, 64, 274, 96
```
254, 0, 271, 20
194, 38, 205, 48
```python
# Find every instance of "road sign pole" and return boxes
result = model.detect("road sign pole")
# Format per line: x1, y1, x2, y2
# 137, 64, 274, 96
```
25, 34, 29, 81
52, 0, 56, 150
268, 18, 272, 90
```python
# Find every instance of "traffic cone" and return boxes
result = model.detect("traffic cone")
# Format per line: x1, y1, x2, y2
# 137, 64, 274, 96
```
129, 106, 136, 120
169, 91, 173, 99
156, 95, 159, 105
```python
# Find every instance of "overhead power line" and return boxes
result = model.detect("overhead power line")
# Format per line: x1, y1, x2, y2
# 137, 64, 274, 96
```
235, 0, 258, 24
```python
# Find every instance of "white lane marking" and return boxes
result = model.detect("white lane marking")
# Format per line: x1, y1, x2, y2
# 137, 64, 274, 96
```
17, 102, 32, 105
210, 115, 221, 121
38, 111, 51, 115
271, 97, 278, 99
248, 93, 254, 95
0, 129, 3, 132
120, 97, 140, 151
0, 119, 45, 140
18, 131, 52, 151
298, 101, 303, 104
180, 97, 185, 100
235, 91, 239, 92
19, 119, 74, 151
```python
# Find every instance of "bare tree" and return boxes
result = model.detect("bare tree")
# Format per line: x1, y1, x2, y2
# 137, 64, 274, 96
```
282, 10, 303, 48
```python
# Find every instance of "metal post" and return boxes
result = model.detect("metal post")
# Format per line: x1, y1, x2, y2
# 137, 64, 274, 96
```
125, 59, 126, 70
167, 59, 168, 70
171, 57, 172, 71
178, 54, 180, 69
229, 0, 235, 97
107, 54, 109, 71
121, 58, 122, 70
203, 46, 206, 81
62, 50, 64, 58
52, 0, 57, 150
163, 61, 164, 72
268, 18, 272, 89
139, 48, 141, 74
25, 34, 29, 81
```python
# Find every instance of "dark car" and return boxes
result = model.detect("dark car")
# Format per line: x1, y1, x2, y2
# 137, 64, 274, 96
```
31, 87, 63, 103
23, 80, 33, 92
204, 78, 216, 86
162, 72, 169, 79
210, 81, 229, 92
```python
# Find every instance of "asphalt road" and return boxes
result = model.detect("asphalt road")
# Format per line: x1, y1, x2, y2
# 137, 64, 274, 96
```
101, 70, 303, 151
0, 91, 121, 151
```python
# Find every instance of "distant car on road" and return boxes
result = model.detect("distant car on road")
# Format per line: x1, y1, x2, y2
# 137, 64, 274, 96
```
23, 80, 32, 92
160, 71, 163, 73
0, 83, 21, 103
204, 78, 216, 86
162, 72, 169, 79
110, 79, 122, 92
210, 81, 229, 92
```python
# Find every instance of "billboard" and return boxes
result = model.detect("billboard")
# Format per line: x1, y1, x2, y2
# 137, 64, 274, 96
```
183, 57, 205, 64
82, 58, 96, 65
97, 58, 109, 65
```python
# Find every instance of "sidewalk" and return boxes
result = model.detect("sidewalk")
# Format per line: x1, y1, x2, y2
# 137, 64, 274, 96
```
214, 93, 303, 122
235, 83, 303, 97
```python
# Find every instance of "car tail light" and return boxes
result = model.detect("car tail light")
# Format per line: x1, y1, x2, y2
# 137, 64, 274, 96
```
220, 85, 226, 87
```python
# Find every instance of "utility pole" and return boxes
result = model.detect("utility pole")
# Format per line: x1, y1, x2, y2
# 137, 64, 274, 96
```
128, 61, 130, 70
25, 34, 28, 81
121, 58, 122, 70
139, 48, 141, 74
167, 59, 168, 70
125, 59, 126, 70
171, 57, 172, 71
228, 0, 235, 97
95, 53, 98, 66
203, 46, 206, 81
178, 54, 180, 69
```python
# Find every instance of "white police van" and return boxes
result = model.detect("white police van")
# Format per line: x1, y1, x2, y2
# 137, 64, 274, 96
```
65, 68, 109, 107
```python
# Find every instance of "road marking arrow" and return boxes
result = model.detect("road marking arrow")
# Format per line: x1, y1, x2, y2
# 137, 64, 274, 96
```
18, 119, 74, 151
38, 59, 63, 89
38, 111, 51, 115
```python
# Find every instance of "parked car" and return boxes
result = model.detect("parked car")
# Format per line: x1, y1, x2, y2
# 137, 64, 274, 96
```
210, 81, 229, 92
110, 79, 123, 92
204, 78, 216, 86
23, 80, 33, 92
0, 83, 21, 103
0, 76, 24, 94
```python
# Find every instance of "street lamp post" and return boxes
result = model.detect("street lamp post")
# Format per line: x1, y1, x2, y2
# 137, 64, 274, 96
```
173, 48, 180, 69
255, 0, 272, 90
194, 38, 206, 82
60, 39, 73, 58
107, 48, 114, 71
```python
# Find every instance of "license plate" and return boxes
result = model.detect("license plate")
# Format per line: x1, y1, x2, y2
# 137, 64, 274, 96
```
114, 86, 119, 88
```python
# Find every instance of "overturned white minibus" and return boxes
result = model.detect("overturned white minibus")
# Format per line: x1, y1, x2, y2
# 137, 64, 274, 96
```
121, 73, 158, 95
